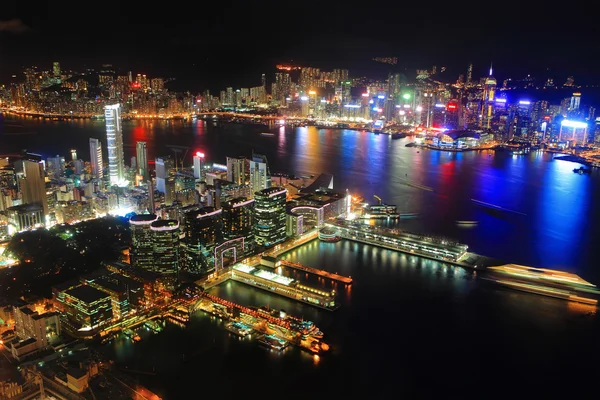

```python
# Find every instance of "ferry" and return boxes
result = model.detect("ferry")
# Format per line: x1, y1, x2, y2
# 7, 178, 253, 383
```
483, 264, 600, 305
573, 167, 591, 174
456, 220, 478, 225
363, 204, 400, 219
257, 334, 288, 351
260, 132, 275, 136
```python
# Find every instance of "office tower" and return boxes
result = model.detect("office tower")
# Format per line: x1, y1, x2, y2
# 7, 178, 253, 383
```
129, 214, 159, 271
466, 63, 473, 87
73, 160, 84, 174
150, 220, 180, 281
131, 156, 137, 169
226, 156, 246, 185
253, 187, 287, 247
104, 104, 125, 186
46, 155, 65, 178
570, 92, 581, 113
182, 207, 222, 274
89, 138, 103, 178
193, 151, 205, 180
14, 154, 48, 216
481, 64, 496, 129
249, 152, 271, 193
222, 197, 254, 254
136, 141, 149, 181
155, 156, 174, 193
147, 180, 155, 214
70, 149, 77, 161
53, 62, 61, 78
261, 73, 266, 90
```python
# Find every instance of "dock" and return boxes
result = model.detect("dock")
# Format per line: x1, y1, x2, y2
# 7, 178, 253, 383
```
277, 260, 352, 284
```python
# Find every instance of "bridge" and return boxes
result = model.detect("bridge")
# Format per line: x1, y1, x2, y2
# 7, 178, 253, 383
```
277, 260, 352, 284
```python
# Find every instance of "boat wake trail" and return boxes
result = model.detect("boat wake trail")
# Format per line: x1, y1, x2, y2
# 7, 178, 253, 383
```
471, 199, 527, 216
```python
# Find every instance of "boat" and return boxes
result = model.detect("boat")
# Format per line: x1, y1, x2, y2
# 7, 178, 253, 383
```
405, 142, 418, 147
573, 167, 591, 174
391, 132, 406, 139
399, 213, 419, 219
456, 220, 478, 225
261, 132, 275, 136
257, 334, 288, 351
363, 204, 400, 219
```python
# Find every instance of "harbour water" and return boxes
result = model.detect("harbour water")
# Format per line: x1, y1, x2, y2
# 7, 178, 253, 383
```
1, 114, 599, 398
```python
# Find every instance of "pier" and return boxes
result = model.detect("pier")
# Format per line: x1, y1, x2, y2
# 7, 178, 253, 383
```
277, 260, 353, 284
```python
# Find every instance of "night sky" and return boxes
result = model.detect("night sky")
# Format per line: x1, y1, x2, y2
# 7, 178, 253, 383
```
1, 0, 599, 91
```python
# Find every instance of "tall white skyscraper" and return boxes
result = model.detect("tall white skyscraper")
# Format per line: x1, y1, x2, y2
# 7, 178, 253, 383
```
193, 151, 205, 180
136, 141, 149, 181
104, 104, 125, 185
89, 138, 103, 178
249, 160, 268, 193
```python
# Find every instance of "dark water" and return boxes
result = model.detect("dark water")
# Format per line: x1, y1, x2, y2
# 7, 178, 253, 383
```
2, 114, 600, 398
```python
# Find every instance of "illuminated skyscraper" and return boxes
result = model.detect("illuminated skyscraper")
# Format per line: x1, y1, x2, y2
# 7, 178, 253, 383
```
70, 149, 77, 162
14, 154, 48, 216
253, 187, 287, 247
182, 207, 222, 274
129, 214, 159, 271
226, 156, 246, 186
104, 104, 125, 185
570, 92, 581, 113
136, 141, 149, 182
193, 151, 205, 180
481, 64, 496, 129
89, 138, 103, 178
150, 219, 180, 282
155, 156, 174, 193
466, 63, 473, 87
222, 197, 254, 254
53, 62, 61, 78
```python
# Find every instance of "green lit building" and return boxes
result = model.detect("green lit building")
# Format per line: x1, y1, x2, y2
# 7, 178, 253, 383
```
253, 187, 287, 248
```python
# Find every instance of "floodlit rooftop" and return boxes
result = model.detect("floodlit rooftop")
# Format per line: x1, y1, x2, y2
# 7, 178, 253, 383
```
234, 263, 255, 273
254, 269, 294, 286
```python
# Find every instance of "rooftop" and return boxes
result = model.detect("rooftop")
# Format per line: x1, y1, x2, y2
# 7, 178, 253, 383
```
129, 214, 158, 224
67, 368, 87, 379
64, 285, 110, 304
150, 219, 179, 230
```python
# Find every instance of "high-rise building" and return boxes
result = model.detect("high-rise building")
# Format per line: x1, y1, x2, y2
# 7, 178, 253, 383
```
89, 138, 103, 178
222, 197, 254, 254
136, 141, 149, 182
46, 155, 65, 178
104, 104, 125, 186
570, 92, 581, 113
193, 151, 205, 180
70, 149, 77, 161
129, 214, 159, 271
226, 156, 246, 186
53, 62, 61, 78
14, 155, 48, 216
150, 220, 180, 281
253, 187, 287, 247
155, 156, 174, 193
182, 207, 222, 274
481, 65, 496, 129
249, 152, 271, 193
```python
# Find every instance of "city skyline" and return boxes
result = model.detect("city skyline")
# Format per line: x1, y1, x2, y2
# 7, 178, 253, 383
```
2, 1, 600, 89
